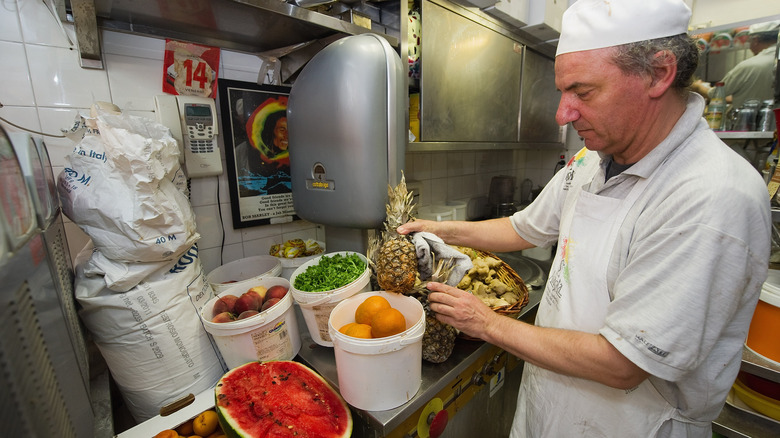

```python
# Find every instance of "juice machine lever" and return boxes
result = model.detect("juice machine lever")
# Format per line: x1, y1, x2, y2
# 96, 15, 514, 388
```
287, 34, 406, 253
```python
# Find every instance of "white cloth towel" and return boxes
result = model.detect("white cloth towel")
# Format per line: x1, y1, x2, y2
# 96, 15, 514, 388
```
412, 231, 473, 286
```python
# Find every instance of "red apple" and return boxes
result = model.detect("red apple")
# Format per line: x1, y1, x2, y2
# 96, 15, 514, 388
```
261, 297, 281, 312
265, 285, 288, 301
234, 290, 263, 314
237, 310, 260, 319
211, 311, 236, 323
212, 295, 238, 317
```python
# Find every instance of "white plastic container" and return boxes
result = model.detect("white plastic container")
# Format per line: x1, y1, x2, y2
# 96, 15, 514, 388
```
290, 252, 371, 347
446, 199, 468, 221
274, 241, 326, 280
328, 291, 425, 411
200, 277, 300, 369
206, 255, 282, 293
417, 204, 455, 222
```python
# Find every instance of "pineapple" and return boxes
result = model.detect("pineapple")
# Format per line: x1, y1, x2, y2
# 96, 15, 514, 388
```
369, 172, 459, 364
372, 173, 418, 295
415, 257, 459, 364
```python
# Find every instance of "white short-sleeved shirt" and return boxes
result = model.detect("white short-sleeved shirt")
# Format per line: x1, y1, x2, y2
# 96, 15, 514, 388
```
510, 92, 771, 431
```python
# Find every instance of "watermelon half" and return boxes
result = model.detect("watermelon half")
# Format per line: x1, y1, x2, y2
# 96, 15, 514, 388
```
215, 360, 352, 437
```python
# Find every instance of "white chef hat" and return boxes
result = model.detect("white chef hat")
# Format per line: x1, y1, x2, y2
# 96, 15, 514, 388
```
748, 20, 780, 35
556, 0, 692, 57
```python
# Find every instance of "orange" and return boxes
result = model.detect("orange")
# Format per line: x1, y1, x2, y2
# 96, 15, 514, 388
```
153, 431, 178, 438
345, 323, 374, 339
370, 308, 407, 338
355, 295, 391, 325
176, 419, 194, 436
339, 322, 358, 334
192, 409, 219, 436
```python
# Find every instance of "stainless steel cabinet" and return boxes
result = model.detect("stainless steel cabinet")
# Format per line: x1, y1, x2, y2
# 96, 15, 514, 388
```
415, 0, 562, 149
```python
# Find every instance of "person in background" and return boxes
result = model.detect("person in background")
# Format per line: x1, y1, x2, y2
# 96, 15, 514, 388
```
695, 21, 779, 109
398, 1, 771, 436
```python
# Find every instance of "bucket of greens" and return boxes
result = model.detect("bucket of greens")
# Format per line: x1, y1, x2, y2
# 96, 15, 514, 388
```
290, 252, 370, 347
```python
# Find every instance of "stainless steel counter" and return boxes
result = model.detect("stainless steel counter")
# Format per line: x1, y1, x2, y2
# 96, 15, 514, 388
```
294, 253, 547, 437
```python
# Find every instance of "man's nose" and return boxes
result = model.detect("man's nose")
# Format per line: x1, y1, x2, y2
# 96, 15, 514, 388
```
556, 96, 579, 126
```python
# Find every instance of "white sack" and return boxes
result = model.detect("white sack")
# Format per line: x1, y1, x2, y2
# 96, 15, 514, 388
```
58, 110, 198, 263
75, 244, 225, 423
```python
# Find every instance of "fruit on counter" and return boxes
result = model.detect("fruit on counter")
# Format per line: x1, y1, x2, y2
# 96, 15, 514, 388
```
193, 409, 220, 436
237, 310, 259, 320
371, 173, 417, 295
210, 285, 289, 323
233, 290, 263, 315
213, 295, 238, 315
215, 360, 352, 437
270, 238, 324, 258
293, 253, 366, 292
338, 295, 407, 339
265, 285, 288, 301
153, 407, 227, 437
354, 295, 391, 325
212, 312, 237, 323
260, 297, 280, 312
370, 307, 406, 338
366, 172, 457, 363
344, 323, 373, 339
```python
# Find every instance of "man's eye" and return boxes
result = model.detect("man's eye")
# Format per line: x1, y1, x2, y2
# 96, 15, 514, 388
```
576, 90, 591, 99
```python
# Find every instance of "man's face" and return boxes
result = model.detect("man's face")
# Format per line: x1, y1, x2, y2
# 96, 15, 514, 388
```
274, 117, 288, 151
554, 48, 652, 161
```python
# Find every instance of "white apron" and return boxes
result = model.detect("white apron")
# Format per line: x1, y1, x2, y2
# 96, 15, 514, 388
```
510, 163, 704, 437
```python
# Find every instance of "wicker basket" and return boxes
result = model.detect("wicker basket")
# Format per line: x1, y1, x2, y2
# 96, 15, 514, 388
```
458, 247, 530, 317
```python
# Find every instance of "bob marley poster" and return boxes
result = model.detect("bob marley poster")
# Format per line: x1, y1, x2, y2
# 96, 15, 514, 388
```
218, 79, 296, 228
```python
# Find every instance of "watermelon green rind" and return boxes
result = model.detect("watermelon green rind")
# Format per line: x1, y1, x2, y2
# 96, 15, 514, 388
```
215, 360, 352, 438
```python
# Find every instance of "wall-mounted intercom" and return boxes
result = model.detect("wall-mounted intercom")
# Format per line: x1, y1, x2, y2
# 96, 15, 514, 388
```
154, 94, 223, 178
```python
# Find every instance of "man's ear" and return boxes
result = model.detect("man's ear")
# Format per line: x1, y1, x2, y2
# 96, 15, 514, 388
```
648, 50, 677, 98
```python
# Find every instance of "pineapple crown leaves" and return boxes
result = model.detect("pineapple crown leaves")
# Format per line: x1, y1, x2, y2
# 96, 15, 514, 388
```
382, 171, 416, 239
411, 253, 458, 300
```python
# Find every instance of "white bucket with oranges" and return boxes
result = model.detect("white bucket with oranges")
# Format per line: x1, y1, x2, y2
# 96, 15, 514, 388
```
328, 291, 425, 411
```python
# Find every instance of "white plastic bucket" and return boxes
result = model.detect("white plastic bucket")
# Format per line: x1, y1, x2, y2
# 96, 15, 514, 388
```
200, 278, 300, 369
328, 291, 425, 411
417, 204, 455, 222
290, 252, 371, 347
275, 242, 325, 280
446, 199, 468, 221
206, 255, 282, 293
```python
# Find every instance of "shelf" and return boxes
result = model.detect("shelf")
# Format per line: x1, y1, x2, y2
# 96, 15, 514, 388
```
716, 131, 775, 140
741, 346, 780, 385
713, 346, 780, 437
64, 0, 399, 68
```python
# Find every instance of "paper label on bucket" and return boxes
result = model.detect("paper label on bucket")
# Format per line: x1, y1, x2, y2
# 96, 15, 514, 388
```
313, 302, 339, 342
251, 320, 293, 360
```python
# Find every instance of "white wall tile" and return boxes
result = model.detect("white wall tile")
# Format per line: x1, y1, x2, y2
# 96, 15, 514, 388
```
0, 105, 39, 135
36, 106, 84, 165
1, 41, 35, 106
102, 31, 165, 59
105, 53, 164, 111
0, 2, 22, 42
27, 44, 111, 107
18, 0, 75, 48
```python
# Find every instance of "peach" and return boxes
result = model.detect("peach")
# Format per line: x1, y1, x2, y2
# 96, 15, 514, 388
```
261, 297, 281, 312
237, 310, 260, 320
211, 312, 236, 323
248, 286, 267, 301
234, 291, 263, 314
212, 295, 238, 317
265, 285, 288, 301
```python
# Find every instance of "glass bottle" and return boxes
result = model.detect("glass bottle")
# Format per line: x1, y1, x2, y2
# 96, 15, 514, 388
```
706, 82, 726, 131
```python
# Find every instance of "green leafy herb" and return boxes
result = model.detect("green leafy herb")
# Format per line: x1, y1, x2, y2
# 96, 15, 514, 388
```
293, 253, 366, 292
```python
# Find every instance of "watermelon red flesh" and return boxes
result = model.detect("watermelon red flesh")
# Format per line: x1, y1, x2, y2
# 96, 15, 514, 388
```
215, 361, 352, 438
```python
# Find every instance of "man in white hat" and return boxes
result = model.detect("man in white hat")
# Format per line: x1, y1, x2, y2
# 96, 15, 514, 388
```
398, 0, 771, 436
715, 20, 779, 109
